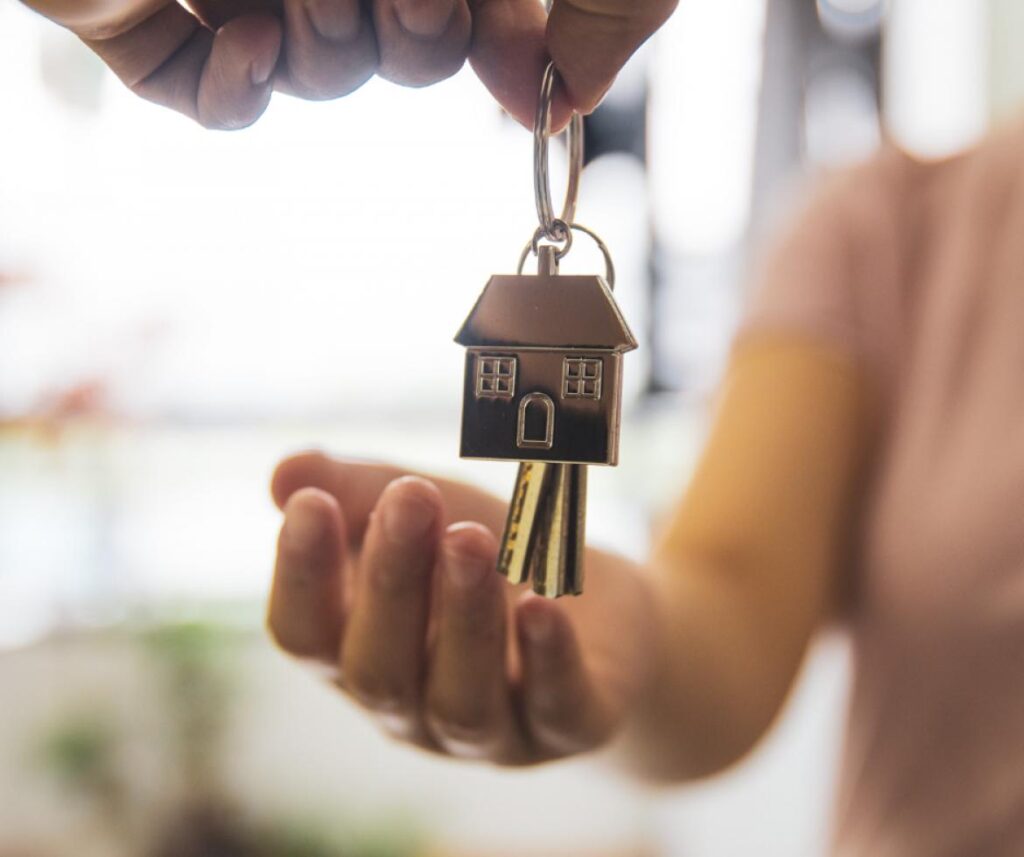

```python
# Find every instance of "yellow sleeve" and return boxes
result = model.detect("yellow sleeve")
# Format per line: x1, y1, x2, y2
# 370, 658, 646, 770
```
660, 334, 871, 615
641, 335, 872, 777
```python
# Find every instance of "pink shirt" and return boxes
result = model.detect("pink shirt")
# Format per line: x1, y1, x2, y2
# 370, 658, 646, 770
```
746, 119, 1024, 856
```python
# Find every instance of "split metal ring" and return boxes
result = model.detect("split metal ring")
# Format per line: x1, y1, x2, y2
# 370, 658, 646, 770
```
534, 61, 584, 239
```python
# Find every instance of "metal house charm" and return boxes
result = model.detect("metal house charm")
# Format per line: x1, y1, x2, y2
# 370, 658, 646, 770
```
455, 250, 637, 466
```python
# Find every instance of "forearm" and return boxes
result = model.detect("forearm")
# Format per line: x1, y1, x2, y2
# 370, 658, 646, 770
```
611, 337, 870, 781
618, 556, 822, 781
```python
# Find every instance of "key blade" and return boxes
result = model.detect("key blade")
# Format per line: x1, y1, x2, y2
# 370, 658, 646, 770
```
564, 464, 587, 595
498, 461, 552, 585
533, 464, 569, 598
532, 464, 587, 598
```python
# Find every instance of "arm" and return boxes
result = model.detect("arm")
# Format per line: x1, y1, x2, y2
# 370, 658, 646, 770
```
266, 335, 872, 777
625, 335, 872, 779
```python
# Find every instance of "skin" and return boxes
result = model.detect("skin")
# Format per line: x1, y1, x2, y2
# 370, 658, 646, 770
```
19, 0, 679, 129
268, 338, 873, 777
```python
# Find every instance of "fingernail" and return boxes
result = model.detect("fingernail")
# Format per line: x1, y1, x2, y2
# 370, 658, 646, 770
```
381, 483, 436, 545
305, 0, 362, 42
444, 543, 487, 589
523, 608, 553, 644
283, 500, 322, 552
393, 0, 455, 38
250, 53, 276, 86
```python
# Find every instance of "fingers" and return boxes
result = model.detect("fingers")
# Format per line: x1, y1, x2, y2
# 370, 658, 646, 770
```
198, 15, 283, 128
189, 0, 284, 31
546, 0, 678, 113
272, 454, 414, 546
268, 466, 620, 763
340, 477, 442, 731
270, 451, 509, 541
268, 488, 348, 668
467, 0, 572, 129
516, 595, 617, 755
80, 3, 283, 129
468, 0, 676, 127
278, 0, 379, 100
69, 0, 676, 130
372, 0, 472, 87
423, 524, 518, 759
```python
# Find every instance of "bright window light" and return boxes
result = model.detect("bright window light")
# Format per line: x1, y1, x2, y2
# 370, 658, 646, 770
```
648, 0, 767, 256
884, 0, 989, 158
0, 3, 545, 421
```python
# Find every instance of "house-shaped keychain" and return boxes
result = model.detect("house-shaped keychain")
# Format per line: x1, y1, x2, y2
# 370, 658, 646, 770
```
455, 259, 637, 466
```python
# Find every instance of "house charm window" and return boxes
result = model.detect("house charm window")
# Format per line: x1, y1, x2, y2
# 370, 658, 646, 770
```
476, 355, 517, 399
562, 357, 602, 400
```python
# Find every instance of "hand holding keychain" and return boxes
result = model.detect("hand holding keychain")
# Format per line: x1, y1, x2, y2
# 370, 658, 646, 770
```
454, 61, 637, 598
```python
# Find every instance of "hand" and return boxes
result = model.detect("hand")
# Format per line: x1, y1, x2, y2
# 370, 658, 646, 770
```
267, 451, 659, 764
21, 0, 677, 129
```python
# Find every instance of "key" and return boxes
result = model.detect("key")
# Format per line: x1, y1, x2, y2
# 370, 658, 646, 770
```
498, 461, 553, 585
532, 463, 587, 598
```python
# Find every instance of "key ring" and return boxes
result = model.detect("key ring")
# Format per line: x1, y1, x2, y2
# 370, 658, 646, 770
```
534, 61, 584, 240
517, 221, 617, 290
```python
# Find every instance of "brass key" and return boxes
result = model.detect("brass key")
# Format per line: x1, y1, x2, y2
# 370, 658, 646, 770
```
498, 461, 552, 586
532, 463, 587, 598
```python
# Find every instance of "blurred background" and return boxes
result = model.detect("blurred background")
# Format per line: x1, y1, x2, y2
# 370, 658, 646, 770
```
1, 0, 1022, 854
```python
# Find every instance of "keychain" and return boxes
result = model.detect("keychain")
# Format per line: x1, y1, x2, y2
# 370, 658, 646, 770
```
454, 62, 637, 598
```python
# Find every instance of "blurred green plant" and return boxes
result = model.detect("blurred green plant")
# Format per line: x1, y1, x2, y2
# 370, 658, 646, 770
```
29, 620, 429, 857
142, 621, 241, 795
263, 813, 426, 857
38, 709, 119, 797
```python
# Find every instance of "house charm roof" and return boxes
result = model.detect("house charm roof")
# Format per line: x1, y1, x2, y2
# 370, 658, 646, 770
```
454, 274, 638, 351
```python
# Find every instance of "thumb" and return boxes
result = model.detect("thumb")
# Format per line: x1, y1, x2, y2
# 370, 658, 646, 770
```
468, 0, 676, 128
271, 453, 509, 544
547, 0, 677, 113
467, 0, 555, 128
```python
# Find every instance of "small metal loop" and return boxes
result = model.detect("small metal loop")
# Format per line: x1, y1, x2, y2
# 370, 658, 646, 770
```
535, 62, 584, 239
531, 219, 573, 258
516, 222, 617, 290
571, 223, 616, 290
518, 222, 572, 274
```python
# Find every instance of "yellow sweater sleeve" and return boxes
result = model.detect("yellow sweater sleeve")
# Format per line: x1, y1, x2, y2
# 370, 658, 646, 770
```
662, 334, 871, 608
639, 335, 872, 777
